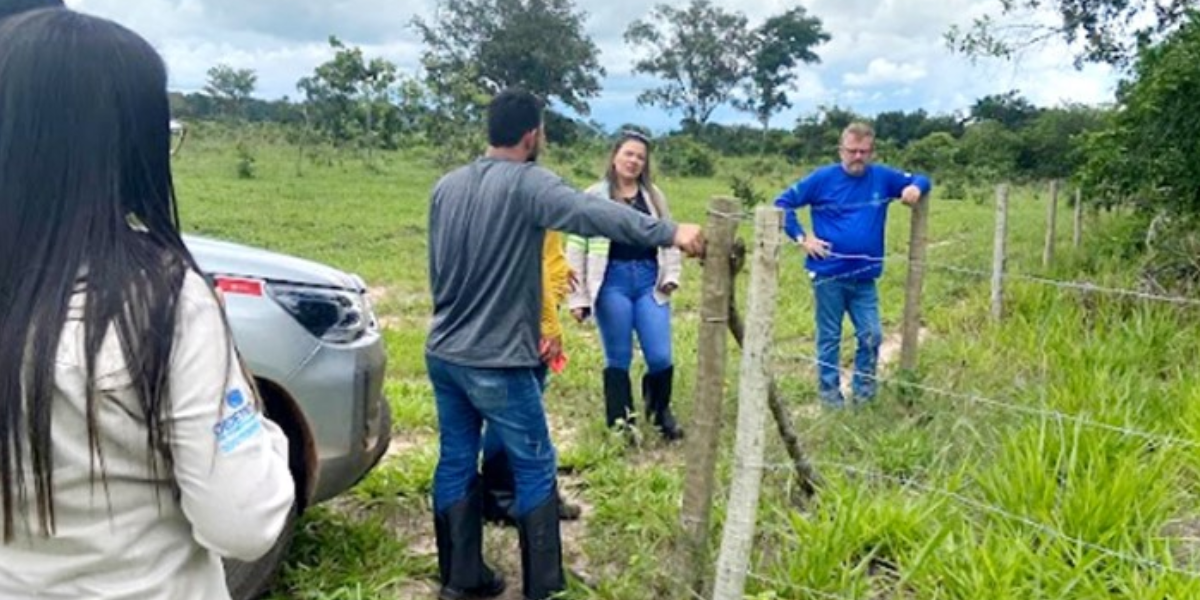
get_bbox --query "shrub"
[658,136,716,178]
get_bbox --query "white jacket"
[566,181,683,310]
[0,271,294,600]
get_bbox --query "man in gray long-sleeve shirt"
[426,89,704,600]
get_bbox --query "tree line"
[179,0,1200,232]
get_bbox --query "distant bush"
[939,178,967,201]
[658,136,716,178]
[235,142,256,179]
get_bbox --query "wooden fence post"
[992,184,1009,322]
[727,305,820,501]
[1044,179,1059,267]
[712,206,782,600]
[899,192,930,372]
[726,241,819,501]
[678,196,739,596]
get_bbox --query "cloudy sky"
[67,0,1119,132]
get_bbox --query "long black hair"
[0,9,200,539]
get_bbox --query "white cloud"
[842,58,928,88]
[62,0,1121,129]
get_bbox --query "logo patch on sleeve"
[226,389,247,410]
[214,389,261,454]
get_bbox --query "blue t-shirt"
[773,163,932,280]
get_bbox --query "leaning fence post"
[1044,179,1059,268]
[678,196,739,597]
[992,184,1009,321]
[712,206,782,600]
[899,191,930,372]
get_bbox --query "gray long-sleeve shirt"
[426,158,677,368]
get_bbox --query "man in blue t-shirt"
[774,122,932,406]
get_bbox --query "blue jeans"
[427,354,556,517]
[480,367,547,468]
[595,259,673,373]
[813,277,882,405]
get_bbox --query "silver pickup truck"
[184,235,392,599]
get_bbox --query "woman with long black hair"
[0,8,294,598]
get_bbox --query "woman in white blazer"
[566,130,684,441]
[0,10,294,599]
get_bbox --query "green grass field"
[174,130,1200,600]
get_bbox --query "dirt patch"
[394,580,439,600]
[1163,517,1200,569]
[367,285,391,307]
[386,430,435,460]
[546,410,583,455]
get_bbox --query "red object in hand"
[548,351,568,374]
[539,338,568,374]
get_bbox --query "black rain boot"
[482,450,581,525]
[643,366,684,441]
[517,492,567,600]
[434,483,507,600]
[480,452,517,527]
[603,367,635,429]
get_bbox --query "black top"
[608,190,659,262]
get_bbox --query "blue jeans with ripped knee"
[813,277,882,406]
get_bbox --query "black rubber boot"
[643,366,684,441]
[603,367,634,429]
[517,492,567,600]
[434,483,506,600]
[480,452,517,527]
[481,451,581,526]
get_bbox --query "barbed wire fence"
[675,183,1200,600]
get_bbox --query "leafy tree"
[785,105,865,164]
[170,92,300,124]
[874,109,931,149]
[1018,104,1106,179]
[904,131,960,175]
[625,0,752,129]
[543,110,601,146]
[1079,11,1200,216]
[919,113,969,139]
[412,0,603,114]
[418,62,490,168]
[958,120,1022,179]
[946,0,1196,67]
[203,64,257,120]
[734,7,829,145]
[874,109,965,148]
[296,37,402,156]
[295,36,408,170]
[970,90,1040,130]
